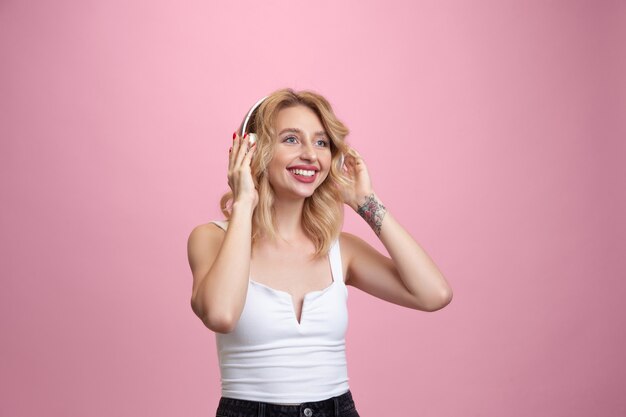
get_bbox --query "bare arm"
[341,149,452,312]
[188,202,254,333]
[347,194,452,311]
[187,132,257,333]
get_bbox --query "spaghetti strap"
[209,220,228,231]
[328,238,345,284]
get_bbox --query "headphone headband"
[239,95,268,136]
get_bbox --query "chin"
[294,187,318,199]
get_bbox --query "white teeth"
[289,169,315,177]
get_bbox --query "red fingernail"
[233,132,236,140]
[243,133,248,139]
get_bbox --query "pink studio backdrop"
[1,1,624,416]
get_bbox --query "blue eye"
[284,136,297,143]
[316,139,329,147]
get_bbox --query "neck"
[272,195,307,242]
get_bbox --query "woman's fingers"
[228,132,250,173]
[242,142,256,167]
[227,130,256,198]
[344,153,357,171]
[233,134,251,168]
[229,131,241,172]
[347,149,365,168]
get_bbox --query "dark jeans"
[215,389,360,417]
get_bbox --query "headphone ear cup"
[336,153,345,171]
[247,133,258,146]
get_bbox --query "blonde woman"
[187,88,452,417]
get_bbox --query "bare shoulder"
[189,222,225,236]
[187,222,226,281]
[187,222,225,249]
[338,231,368,254]
[338,231,364,286]
[339,231,358,252]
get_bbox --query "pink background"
[1,1,624,416]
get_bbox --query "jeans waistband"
[216,389,356,417]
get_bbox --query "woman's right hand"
[228,131,258,209]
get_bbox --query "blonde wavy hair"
[220,88,354,258]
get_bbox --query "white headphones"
[238,95,268,147]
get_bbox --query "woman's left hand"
[341,148,375,211]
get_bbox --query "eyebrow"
[278,128,327,137]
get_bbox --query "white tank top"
[209,220,350,403]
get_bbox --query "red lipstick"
[286,166,319,183]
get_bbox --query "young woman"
[187,88,452,417]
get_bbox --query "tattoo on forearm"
[356,194,386,236]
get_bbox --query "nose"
[300,141,318,162]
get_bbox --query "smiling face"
[267,105,332,200]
